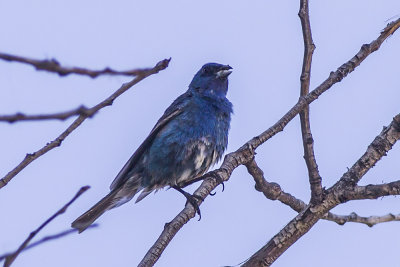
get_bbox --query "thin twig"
[0,58,170,189]
[298,0,323,203]
[0,52,158,78]
[140,18,400,267]
[0,225,98,262]
[0,105,92,123]
[3,186,90,267]
[325,212,400,227]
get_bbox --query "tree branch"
[298,0,323,203]
[140,18,400,267]
[341,180,400,201]
[240,18,400,154]
[0,52,161,78]
[178,18,400,191]
[244,157,399,228]
[0,105,93,123]
[245,158,306,212]
[325,212,400,227]
[242,113,400,266]
[0,225,97,263]
[332,114,400,191]
[3,186,90,267]
[0,58,170,189]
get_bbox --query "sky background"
[1,1,400,266]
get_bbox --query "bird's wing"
[109,91,192,190]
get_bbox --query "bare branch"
[3,186,90,267]
[243,113,400,266]
[341,180,400,201]
[245,18,400,151]
[244,158,398,227]
[242,207,400,266]
[178,18,400,191]
[298,0,322,203]
[0,225,97,262]
[0,105,92,123]
[0,58,170,189]
[325,212,400,227]
[141,19,400,267]
[0,52,161,78]
[333,114,400,190]
[245,158,306,212]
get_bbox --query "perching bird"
[72,63,233,233]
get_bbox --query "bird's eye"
[202,67,210,74]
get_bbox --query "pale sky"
[1,1,400,266]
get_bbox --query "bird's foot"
[207,170,225,196]
[173,186,202,220]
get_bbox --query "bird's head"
[189,63,232,98]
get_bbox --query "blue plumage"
[72,63,233,232]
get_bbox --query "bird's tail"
[72,175,149,233]
[71,189,120,233]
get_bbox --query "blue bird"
[72,63,233,233]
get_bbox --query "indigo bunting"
[72,63,233,232]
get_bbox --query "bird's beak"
[216,65,233,78]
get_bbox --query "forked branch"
[243,113,400,266]
[3,186,90,267]
[139,18,400,267]
[0,58,170,189]
[246,158,400,227]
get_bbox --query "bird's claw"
[173,186,202,220]
[208,170,225,194]
[185,193,202,220]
